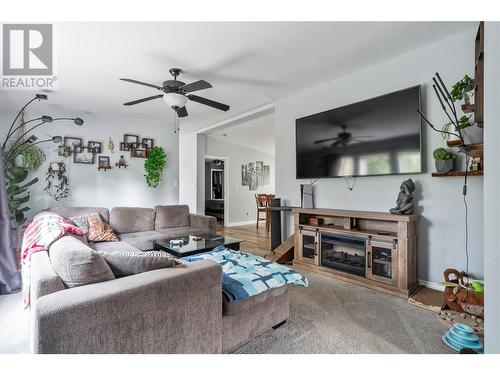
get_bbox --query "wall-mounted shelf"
[474,21,484,127]
[461,104,475,114]
[432,170,483,177]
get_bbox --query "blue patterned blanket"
[183,246,308,302]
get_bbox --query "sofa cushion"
[110,207,156,234]
[119,230,159,240]
[155,205,190,229]
[45,207,110,223]
[89,241,140,253]
[98,251,180,276]
[222,285,288,316]
[156,227,207,238]
[69,212,102,235]
[88,218,119,242]
[49,235,115,288]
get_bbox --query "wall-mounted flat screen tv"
[295,85,422,179]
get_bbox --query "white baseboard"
[418,279,445,291]
[226,220,256,227]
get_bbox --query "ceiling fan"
[120,68,230,118]
[313,125,374,147]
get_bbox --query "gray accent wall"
[274,27,484,284]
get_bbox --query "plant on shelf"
[441,115,473,140]
[433,147,458,173]
[450,74,475,103]
[144,146,167,188]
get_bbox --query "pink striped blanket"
[21,212,84,308]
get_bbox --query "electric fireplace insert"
[320,233,366,277]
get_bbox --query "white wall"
[484,22,500,354]
[275,28,483,284]
[179,132,198,212]
[203,135,275,226]
[1,111,179,216]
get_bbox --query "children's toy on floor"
[442,323,483,353]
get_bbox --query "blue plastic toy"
[442,322,483,353]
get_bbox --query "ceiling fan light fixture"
[163,93,187,108]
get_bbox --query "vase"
[435,159,454,173]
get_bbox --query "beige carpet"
[232,268,452,354]
[0,267,452,354]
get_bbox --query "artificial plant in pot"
[441,115,472,141]
[433,148,458,173]
[144,146,167,188]
[450,74,475,104]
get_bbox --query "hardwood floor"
[216,224,271,256]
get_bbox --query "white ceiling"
[0,22,475,133]
[207,111,275,155]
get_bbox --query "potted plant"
[450,74,475,104]
[144,146,167,188]
[441,115,473,140]
[433,148,458,173]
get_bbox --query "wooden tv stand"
[292,208,418,298]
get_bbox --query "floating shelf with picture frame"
[73,146,95,164]
[97,155,112,171]
[87,141,102,154]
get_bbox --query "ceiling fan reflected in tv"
[295,85,422,179]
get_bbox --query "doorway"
[204,156,226,226]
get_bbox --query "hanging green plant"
[144,146,167,188]
[19,145,46,170]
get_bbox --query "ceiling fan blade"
[176,106,188,117]
[180,80,212,93]
[188,94,229,111]
[352,135,375,139]
[120,78,163,90]
[123,94,163,106]
[314,137,339,144]
[331,140,341,147]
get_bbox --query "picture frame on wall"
[142,138,154,150]
[87,141,102,154]
[128,142,141,150]
[123,134,139,145]
[98,155,111,170]
[63,137,82,152]
[131,146,147,158]
[119,142,130,151]
[73,147,95,164]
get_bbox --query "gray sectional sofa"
[29,205,289,354]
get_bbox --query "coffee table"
[151,234,243,258]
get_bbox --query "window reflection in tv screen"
[295,86,422,178]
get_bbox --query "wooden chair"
[255,194,275,232]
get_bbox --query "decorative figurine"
[115,155,128,169]
[389,178,416,215]
[470,157,482,171]
[107,137,115,153]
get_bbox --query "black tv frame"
[295,85,423,179]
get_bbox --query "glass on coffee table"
[151,234,242,258]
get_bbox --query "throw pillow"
[69,212,102,235]
[49,235,115,288]
[87,218,119,242]
[98,251,180,276]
